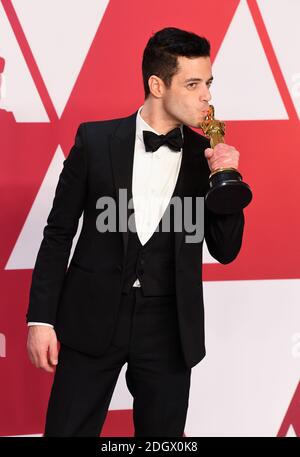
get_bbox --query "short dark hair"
[142,27,210,99]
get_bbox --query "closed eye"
[187,83,198,89]
[187,81,213,90]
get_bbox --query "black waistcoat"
[121,204,176,296]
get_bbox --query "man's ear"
[147,75,165,98]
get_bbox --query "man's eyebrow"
[184,76,214,83]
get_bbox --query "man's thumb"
[204,148,213,158]
[49,341,58,365]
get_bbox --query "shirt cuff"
[27,322,54,328]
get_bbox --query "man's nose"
[201,85,212,103]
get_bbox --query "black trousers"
[44,287,191,437]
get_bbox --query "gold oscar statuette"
[200,105,252,214]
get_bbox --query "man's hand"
[204,143,239,173]
[27,325,58,373]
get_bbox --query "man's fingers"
[26,341,39,366]
[210,156,235,168]
[29,345,56,372]
[204,144,240,172]
[27,350,35,366]
[38,352,55,372]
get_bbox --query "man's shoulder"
[81,117,122,130]
[79,111,137,136]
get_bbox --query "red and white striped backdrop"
[0,0,299,437]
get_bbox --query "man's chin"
[184,119,204,129]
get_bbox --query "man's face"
[161,55,213,128]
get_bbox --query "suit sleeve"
[26,123,88,325]
[204,205,245,264]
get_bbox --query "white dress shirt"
[28,106,183,328]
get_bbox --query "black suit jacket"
[26,110,245,368]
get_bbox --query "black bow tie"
[143,127,183,152]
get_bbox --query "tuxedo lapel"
[109,111,137,258]
[173,124,203,262]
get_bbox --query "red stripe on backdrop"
[1,0,58,122]
[247,0,298,122]
[277,381,300,437]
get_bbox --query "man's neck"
[140,100,181,134]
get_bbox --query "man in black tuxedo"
[26,27,244,436]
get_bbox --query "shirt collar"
[136,105,184,145]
